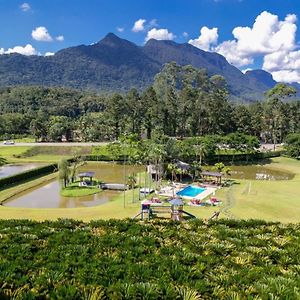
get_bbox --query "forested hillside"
[0,33,288,101]
[0,63,299,144]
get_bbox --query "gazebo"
[201,171,223,185]
[78,172,95,185]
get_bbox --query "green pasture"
[0,145,92,163]
[0,144,299,222]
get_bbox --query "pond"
[228,165,295,180]
[4,162,144,208]
[0,163,46,179]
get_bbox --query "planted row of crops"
[0,218,299,299]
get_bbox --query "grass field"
[0,145,92,162]
[0,148,299,222]
[61,181,101,197]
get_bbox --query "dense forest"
[0,63,299,147]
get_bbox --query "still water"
[228,165,294,180]
[4,162,144,208]
[0,163,46,179]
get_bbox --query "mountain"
[244,69,277,88]
[0,32,284,101]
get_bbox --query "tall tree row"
[0,63,299,142]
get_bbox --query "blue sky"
[0,0,300,82]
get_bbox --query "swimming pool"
[177,185,206,198]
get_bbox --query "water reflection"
[4,162,144,208]
[0,163,45,179]
[229,165,294,180]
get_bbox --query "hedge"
[0,164,57,190]
[83,151,282,164]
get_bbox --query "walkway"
[220,185,239,219]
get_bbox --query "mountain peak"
[245,69,276,88]
[96,32,136,49]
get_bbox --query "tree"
[264,84,297,150]
[59,159,70,188]
[193,143,207,165]
[284,133,300,158]
[125,89,145,137]
[127,173,137,203]
[30,118,47,142]
[106,93,125,140]
[167,163,177,182]
[48,116,71,142]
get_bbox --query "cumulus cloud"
[132,19,146,32]
[145,28,175,42]
[20,2,31,12]
[32,26,53,42]
[216,40,254,66]
[0,44,37,56]
[116,27,124,32]
[183,32,189,38]
[214,11,297,67]
[56,35,64,42]
[263,50,300,83]
[45,52,55,56]
[189,26,218,51]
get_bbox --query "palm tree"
[194,143,207,165]
[167,163,177,182]
[189,161,202,181]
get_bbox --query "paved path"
[220,185,239,219]
[1,142,108,147]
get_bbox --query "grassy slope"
[228,157,300,222]
[0,145,91,163]
[0,148,299,222]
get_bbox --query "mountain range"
[0,33,296,101]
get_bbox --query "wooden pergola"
[201,171,223,185]
[78,171,95,184]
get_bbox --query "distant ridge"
[0,32,296,101]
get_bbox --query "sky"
[0,0,300,83]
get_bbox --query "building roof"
[176,160,190,170]
[78,172,95,177]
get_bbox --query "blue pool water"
[177,186,206,198]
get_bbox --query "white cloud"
[20,2,31,12]
[149,19,158,28]
[56,35,64,42]
[242,68,252,74]
[263,50,300,83]
[188,26,218,51]
[132,19,146,32]
[116,27,124,33]
[270,70,300,83]
[183,32,189,38]
[215,40,254,67]
[145,28,175,42]
[45,52,55,56]
[213,11,298,69]
[32,26,53,42]
[0,44,37,56]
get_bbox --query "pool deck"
[158,184,217,200]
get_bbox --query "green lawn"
[61,181,101,197]
[0,156,299,222]
[0,145,91,163]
